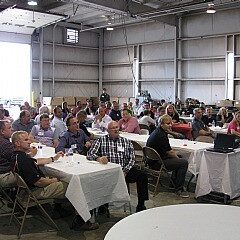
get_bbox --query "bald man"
[87,121,149,212]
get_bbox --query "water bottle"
[68,148,74,164]
[212,120,215,127]
[38,145,43,157]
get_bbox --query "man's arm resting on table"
[34,177,59,187]
[36,151,64,165]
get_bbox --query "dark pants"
[125,166,149,203]
[147,157,188,191]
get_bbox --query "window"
[66,28,79,44]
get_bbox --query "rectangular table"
[195,149,240,199]
[88,129,213,175]
[37,146,130,221]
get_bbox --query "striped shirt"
[87,135,135,172]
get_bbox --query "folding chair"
[131,140,144,169]
[0,185,15,217]
[9,173,59,238]
[142,147,175,196]
[139,124,151,132]
[140,129,149,135]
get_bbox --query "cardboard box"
[234,101,240,108]
[216,100,233,107]
[110,97,119,103]
[118,97,129,105]
[51,97,63,106]
[76,97,87,105]
[64,97,75,106]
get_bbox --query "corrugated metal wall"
[28,8,240,104]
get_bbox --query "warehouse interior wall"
[2,7,240,105]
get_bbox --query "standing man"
[100,88,110,103]
[146,114,189,198]
[56,116,91,155]
[12,110,36,133]
[132,98,140,116]
[87,121,149,212]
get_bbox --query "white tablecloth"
[209,126,228,134]
[88,129,213,175]
[179,116,193,123]
[105,204,240,240]
[37,146,130,221]
[195,148,240,199]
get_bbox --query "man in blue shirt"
[56,116,91,155]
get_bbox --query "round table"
[104,204,240,240]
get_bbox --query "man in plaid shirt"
[87,121,149,212]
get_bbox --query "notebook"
[206,133,237,153]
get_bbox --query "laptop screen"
[214,133,236,149]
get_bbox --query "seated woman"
[227,111,240,138]
[166,104,180,123]
[216,107,232,127]
[62,101,70,121]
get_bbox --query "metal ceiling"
[1,0,240,32]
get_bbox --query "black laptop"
[206,133,237,153]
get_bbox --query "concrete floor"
[1,179,240,240]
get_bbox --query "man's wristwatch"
[51,157,54,162]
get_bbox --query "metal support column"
[178,17,182,100]
[98,29,103,97]
[133,45,139,97]
[39,27,44,103]
[52,23,58,97]
[173,25,179,103]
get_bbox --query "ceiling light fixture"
[106,27,114,31]
[206,3,216,14]
[28,0,38,6]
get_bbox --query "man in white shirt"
[139,110,156,127]
[51,106,67,137]
[92,107,112,130]
[132,98,140,116]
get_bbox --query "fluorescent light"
[106,27,114,31]
[206,3,216,14]
[28,0,37,6]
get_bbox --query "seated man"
[87,121,149,212]
[202,107,216,126]
[92,107,112,130]
[76,110,94,139]
[12,110,36,133]
[192,108,214,142]
[56,116,91,155]
[51,106,67,137]
[146,114,189,198]
[0,120,16,187]
[11,131,98,230]
[118,109,140,134]
[109,101,122,121]
[30,114,59,147]
[0,109,13,122]
[139,102,154,119]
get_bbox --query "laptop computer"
[206,133,237,153]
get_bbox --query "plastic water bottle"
[38,145,43,157]
[212,120,215,127]
[68,148,74,165]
